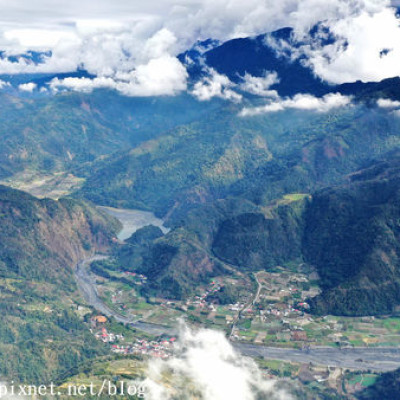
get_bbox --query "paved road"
[75,256,178,334]
[75,256,400,372]
[234,343,400,372]
[253,272,263,305]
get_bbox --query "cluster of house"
[123,271,148,285]
[258,287,301,303]
[90,316,124,343]
[185,279,223,309]
[262,304,305,319]
[90,314,177,359]
[111,290,124,304]
[229,303,244,312]
[111,337,176,359]
[226,288,318,343]
[94,327,125,343]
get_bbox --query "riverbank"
[98,206,169,241]
[75,254,400,372]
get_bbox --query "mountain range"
[3,25,400,391]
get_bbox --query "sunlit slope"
[0,185,119,382]
[76,106,400,217]
[0,90,220,179]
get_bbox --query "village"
[81,261,400,397]
[88,261,400,354]
[90,315,177,359]
[87,307,382,398]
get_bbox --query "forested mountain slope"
[0,185,119,382]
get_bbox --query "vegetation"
[74,102,400,309]
[212,199,306,270]
[305,154,400,315]
[0,90,219,181]
[0,185,119,382]
[356,368,400,400]
[4,36,400,385]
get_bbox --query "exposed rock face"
[0,185,120,383]
[0,185,119,283]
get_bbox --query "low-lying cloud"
[377,98,400,108]
[240,93,352,116]
[50,55,188,97]
[191,69,280,102]
[376,97,400,117]
[142,324,291,400]
[0,1,400,96]
[191,68,242,102]
[239,72,280,98]
[18,82,37,92]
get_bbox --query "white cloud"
[376,97,400,116]
[240,71,280,97]
[49,76,115,93]
[0,0,399,96]
[18,82,37,92]
[301,5,400,83]
[50,55,188,97]
[192,70,280,102]
[192,69,242,102]
[46,28,188,97]
[0,0,369,54]
[240,92,352,116]
[0,79,10,89]
[142,324,291,400]
[4,28,79,49]
[0,23,188,96]
[377,98,400,108]
[116,56,188,96]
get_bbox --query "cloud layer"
[142,324,291,400]
[240,93,352,116]
[302,5,400,83]
[192,68,243,101]
[0,0,400,96]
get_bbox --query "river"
[98,206,169,241]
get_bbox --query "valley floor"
[7,176,400,397]
[74,253,400,372]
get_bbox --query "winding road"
[75,255,400,372]
[75,256,178,335]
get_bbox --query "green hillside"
[356,367,400,399]
[304,154,400,316]
[75,105,400,218]
[110,153,400,316]
[0,90,219,180]
[3,88,400,321]
[0,185,120,382]
[77,104,400,311]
